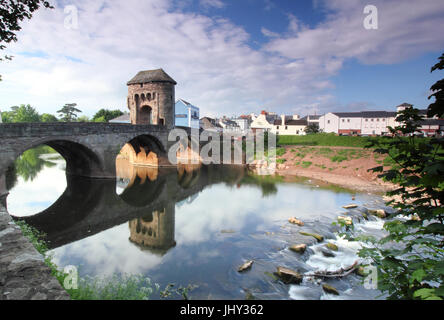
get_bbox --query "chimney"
[281,114,286,126]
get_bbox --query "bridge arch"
[15,138,105,178]
[116,133,170,168]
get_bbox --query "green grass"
[276,158,286,164]
[301,161,312,168]
[330,155,348,163]
[278,133,372,148]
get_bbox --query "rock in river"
[238,260,254,272]
[299,231,324,242]
[322,283,339,295]
[325,242,338,251]
[321,249,336,258]
[367,209,386,218]
[342,204,358,209]
[274,266,303,284]
[289,244,307,254]
[288,217,304,226]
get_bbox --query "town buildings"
[175,99,200,129]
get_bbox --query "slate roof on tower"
[127,69,177,85]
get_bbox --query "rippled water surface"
[6,150,389,300]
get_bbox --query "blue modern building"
[175,99,200,129]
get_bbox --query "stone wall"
[0,203,70,300]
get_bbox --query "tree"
[342,53,444,300]
[57,103,82,122]
[92,109,124,122]
[304,123,320,134]
[13,104,40,122]
[77,115,90,122]
[428,52,444,118]
[40,113,58,122]
[0,0,53,81]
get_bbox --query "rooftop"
[127,68,177,85]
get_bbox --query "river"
[5,147,390,300]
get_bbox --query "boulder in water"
[299,232,324,242]
[238,260,253,272]
[274,266,303,284]
[322,283,339,295]
[288,217,304,226]
[343,204,358,209]
[326,243,338,251]
[367,209,386,218]
[289,244,307,253]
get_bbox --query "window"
[371,119,374,122]
[327,120,330,124]
[342,119,345,122]
[277,126,280,129]
[365,119,368,122]
[377,118,379,122]
[285,126,288,130]
[347,119,350,123]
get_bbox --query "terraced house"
[318,103,438,136]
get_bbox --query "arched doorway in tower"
[139,105,152,124]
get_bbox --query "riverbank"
[0,201,69,300]
[258,145,395,194]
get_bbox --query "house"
[200,117,223,132]
[232,115,251,134]
[175,99,200,129]
[109,113,131,123]
[250,110,279,133]
[219,118,242,133]
[271,115,307,135]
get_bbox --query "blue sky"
[0,0,443,118]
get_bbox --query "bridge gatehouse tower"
[127,68,177,128]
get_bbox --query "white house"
[250,111,277,132]
[271,115,307,135]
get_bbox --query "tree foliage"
[11,104,40,122]
[92,109,124,122]
[57,103,82,122]
[350,53,444,300]
[0,0,53,80]
[304,122,320,134]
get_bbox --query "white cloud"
[199,0,225,9]
[0,0,443,118]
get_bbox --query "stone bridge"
[0,122,195,181]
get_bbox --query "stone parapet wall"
[0,204,70,300]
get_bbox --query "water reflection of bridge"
[12,164,245,254]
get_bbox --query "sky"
[0,0,443,118]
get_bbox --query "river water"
[5,148,390,300]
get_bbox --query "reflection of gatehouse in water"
[15,163,245,257]
[128,203,176,256]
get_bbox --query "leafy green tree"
[304,123,320,134]
[428,52,444,118]
[57,103,81,122]
[93,115,106,123]
[77,115,90,122]
[346,54,444,300]
[13,104,40,122]
[1,110,15,123]
[40,113,58,122]
[0,0,53,81]
[92,109,124,122]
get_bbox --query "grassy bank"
[277,133,372,147]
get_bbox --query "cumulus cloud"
[0,0,443,117]
[199,0,225,9]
